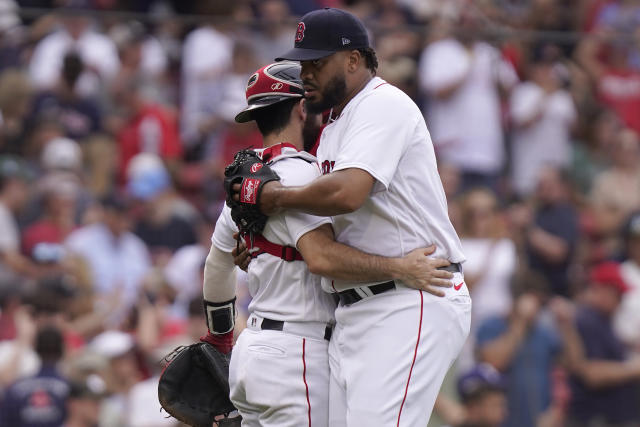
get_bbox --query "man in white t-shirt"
[510,58,576,197]
[229,8,471,426]
[28,10,119,96]
[206,61,451,426]
[418,29,517,192]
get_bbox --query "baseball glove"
[223,149,280,235]
[158,342,241,427]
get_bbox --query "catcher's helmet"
[234,62,304,123]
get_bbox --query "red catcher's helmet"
[234,61,304,123]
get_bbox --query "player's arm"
[239,92,413,216]
[200,244,238,354]
[297,224,453,296]
[253,168,374,216]
[201,207,241,355]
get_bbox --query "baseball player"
[230,8,473,426]
[204,62,454,427]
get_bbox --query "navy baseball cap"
[275,8,371,62]
[457,364,505,402]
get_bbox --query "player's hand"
[398,245,453,297]
[232,233,251,272]
[231,181,283,215]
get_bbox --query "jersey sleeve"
[275,158,332,247]
[332,89,417,189]
[211,205,239,253]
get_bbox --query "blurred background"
[0,0,639,426]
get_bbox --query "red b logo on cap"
[295,22,305,43]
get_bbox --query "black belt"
[337,263,462,306]
[439,262,462,273]
[260,318,332,341]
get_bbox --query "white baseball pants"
[328,273,471,427]
[229,314,330,427]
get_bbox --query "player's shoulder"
[271,155,321,187]
[356,79,420,118]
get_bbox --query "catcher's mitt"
[158,342,240,427]
[223,149,280,235]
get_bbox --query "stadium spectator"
[88,330,143,427]
[252,0,295,66]
[576,15,640,135]
[456,188,517,372]
[208,41,261,166]
[0,325,69,427]
[0,69,32,155]
[571,109,621,196]
[28,7,119,97]
[126,154,198,257]
[510,54,577,197]
[0,281,39,388]
[0,157,38,278]
[109,20,170,107]
[475,275,569,427]
[454,364,507,427]
[613,211,640,351]
[590,128,640,244]
[113,75,182,183]
[0,0,22,72]
[64,378,105,427]
[22,174,79,261]
[64,195,151,326]
[418,18,517,193]
[28,52,101,142]
[511,167,579,297]
[568,261,640,426]
[180,15,233,149]
[163,220,212,318]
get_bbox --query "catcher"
[197,62,454,427]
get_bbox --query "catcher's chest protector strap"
[258,142,318,165]
[243,233,304,262]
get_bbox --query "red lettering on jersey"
[30,389,51,407]
[321,160,335,175]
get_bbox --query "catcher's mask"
[234,62,304,123]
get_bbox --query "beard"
[302,112,323,152]
[305,73,347,114]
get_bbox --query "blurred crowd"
[0,0,639,426]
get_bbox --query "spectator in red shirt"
[113,76,182,183]
[576,23,640,135]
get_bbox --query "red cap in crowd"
[590,262,630,294]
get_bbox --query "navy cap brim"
[275,47,335,62]
[235,94,303,123]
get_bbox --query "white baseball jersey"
[211,145,336,324]
[315,77,471,427]
[213,144,335,426]
[317,76,465,292]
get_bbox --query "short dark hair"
[253,98,299,136]
[35,326,64,362]
[358,47,378,73]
